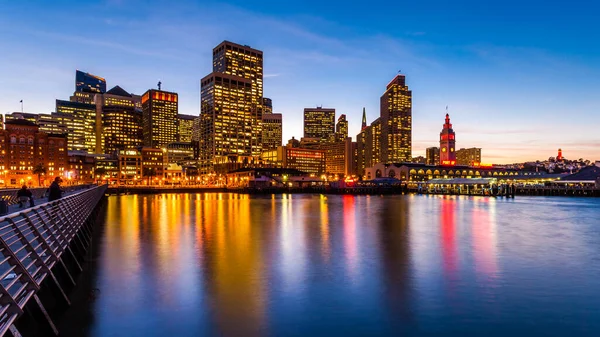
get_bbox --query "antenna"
[157,81,162,90]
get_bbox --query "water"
[70,193,600,336]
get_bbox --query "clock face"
[442,148,447,152]
[451,148,454,152]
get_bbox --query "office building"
[199,41,264,173]
[56,99,97,153]
[176,114,196,143]
[68,151,96,184]
[263,98,273,114]
[142,89,178,148]
[321,137,354,175]
[262,113,282,151]
[426,147,440,166]
[76,70,106,94]
[380,74,412,163]
[456,147,482,166]
[262,146,325,175]
[303,107,335,141]
[0,120,68,186]
[166,142,195,163]
[439,113,456,165]
[117,149,142,184]
[37,113,70,135]
[5,112,38,124]
[335,114,348,141]
[96,86,143,155]
[141,147,165,183]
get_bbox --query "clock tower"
[439,113,456,165]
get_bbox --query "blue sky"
[0,0,598,163]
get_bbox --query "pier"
[0,184,106,337]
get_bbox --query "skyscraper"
[199,41,264,173]
[176,114,196,143]
[380,74,412,163]
[76,70,106,94]
[262,113,282,151]
[439,113,456,164]
[335,114,348,141]
[141,89,178,148]
[263,98,273,114]
[97,86,143,155]
[56,99,97,153]
[303,107,335,141]
[426,147,440,166]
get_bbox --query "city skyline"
[1,1,599,163]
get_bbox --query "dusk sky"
[1,0,598,163]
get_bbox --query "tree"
[94,168,107,184]
[143,167,156,185]
[32,164,46,187]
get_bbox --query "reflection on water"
[86,194,600,337]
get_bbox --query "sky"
[0,0,599,163]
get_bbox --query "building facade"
[176,114,196,143]
[380,74,412,163]
[262,113,282,151]
[199,41,264,174]
[439,113,456,165]
[335,114,348,141]
[76,70,106,94]
[56,100,97,153]
[97,86,143,155]
[142,89,178,148]
[303,107,335,141]
[263,97,273,114]
[456,147,482,166]
[321,137,354,176]
[426,147,440,166]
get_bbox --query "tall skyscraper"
[335,114,348,141]
[141,89,178,148]
[76,70,106,94]
[176,114,196,143]
[56,99,97,153]
[97,86,142,155]
[439,113,456,164]
[199,41,264,173]
[426,147,440,166]
[303,107,335,141]
[262,113,282,151]
[380,74,412,163]
[361,107,367,130]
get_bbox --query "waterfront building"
[439,113,456,165]
[380,74,412,163]
[142,89,178,148]
[97,86,143,155]
[176,114,196,143]
[95,156,119,183]
[456,147,482,166]
[56,99,97,153]
[0,120,68,186]
[261,146,325,175]
[303,107,335,141]
[117,149,141,184]
[321,137,354,175]
[365,162,526,182]
[226,167,317,188]
[166,142,195,163]
[140,147,165,184]
[335,114,348,141]
[68,151,96,184]
[426,147,440,166]
[199,41,264,174]
[262,113,282,151]
[76,70,106,94]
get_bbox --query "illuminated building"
[439,113,456,165]
[5,112,38,124]
[456,148,482,166]
[412,156,426,164]
[166,142,195,163]
[299,137,322,150]
[335,114,348,141]
[0,120,67,186]
[176,114,196,143]
[117,149,141,184]
[140,147,164,183]
[357,118,382,176]
[68,151,96,183]
[76,70,106,94]
[95,156,118,182]
[37,113,70,135]
[97,86,143,155]
[286,137,300,148]
[303,107,335,141]
[263,98,273,114]
[321,137,354,175]
[142,89,178,148]
[199,41,264,174]
[557,148,563,161]
[426,147,440,166]
[261,146,325,175]
[262,113,282,151]
[361,107,367,130]
[380,74,412,163]
[56,100,97,153]
[365,162,525,182]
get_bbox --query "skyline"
[1,1,599,163]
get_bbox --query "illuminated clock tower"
[439,113,456,165]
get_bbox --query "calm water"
[76,193,600,336]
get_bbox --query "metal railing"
[0,184,106,336]
[0,184,97,207]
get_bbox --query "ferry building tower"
[439,113,456,164]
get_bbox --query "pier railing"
[0,184,97,207]
[0,184,107,336]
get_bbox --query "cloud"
[264,74,280,78]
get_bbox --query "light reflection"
[320,195,330,261]
[343,195,358,281]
